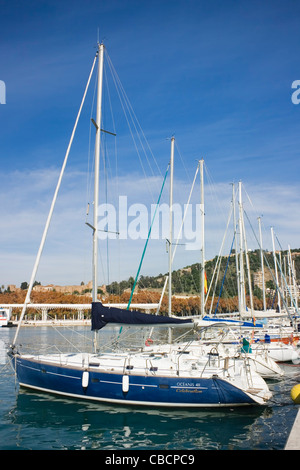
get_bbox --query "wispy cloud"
[1,165,299,287]
[1,0,300,288]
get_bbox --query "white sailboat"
[0,308,10,327]
[164,170,284,379]
[213,183,300,363]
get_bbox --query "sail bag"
[91,302,193,330]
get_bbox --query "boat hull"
[252,343,299,363]
[13,355,266,408]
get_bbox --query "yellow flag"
[204,271,207,294]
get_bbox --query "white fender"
[82,371,89,388]
[122,375,129,393]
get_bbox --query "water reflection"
[6,389,269,450]
[1,327,300,450]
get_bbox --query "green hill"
[106,248,300,301]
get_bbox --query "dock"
[285,408,300,450]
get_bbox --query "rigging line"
[105,53,161,202]
[206,202,234,307]
[106,62,156,199]
[203,163,228,226]
[106,58,154,199]
[243,210,299,319]
[105,51,162,177]
[97,146,113,287]
[243,183,256,210]
[97,55,121,289]
[168,162,201,298]
[11,51,98,349]
[84,69,100,287]
[174,140,193,183]
[100,101,114,285]
[208,253,222,316]
[85,68,98,217]
[102,68,121,287]
[127,163,170,310]
[213,234,235,316]
[47,324,90,353]
[274,252,299,315]
[99,89,124,290]
[101,135,110,285]
[103,58,119,202]
[274,230,284,252]
[208,251,232,315]
[171,163,200,263]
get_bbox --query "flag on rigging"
[204,271,207,295]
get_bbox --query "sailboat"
[161,161,284,379]
[8,43,272,407]
[211,183,300,363]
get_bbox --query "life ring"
[145,338,153,347]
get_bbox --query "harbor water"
[0,325,299,451]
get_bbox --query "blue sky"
[1,0,300,287]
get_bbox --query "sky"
[1,0,300,288]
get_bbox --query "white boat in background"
[251,341,299,363]
[145,324,284,379]
[0,308,10,327]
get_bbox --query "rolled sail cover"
[91,302,193,331]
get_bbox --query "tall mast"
[241,200,254,318]
[271,226,281,312]
[232,183,241,313]
[288,245,298,309]
[11,51,98,348]
[238,182,246,314]
[258,216,266,311]
[200,159,205,317]
[168,137,175,316]
[92,43,104,303]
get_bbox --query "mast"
[167,138,174,345]
[288,245,298,310]
[271,226,281,312]
[11,51,98,348]
[238,182,246,315]
[200,159,205,317]
[232,183,241,313]
[168,137,175,316]
[92,43,104,303]
[241,202,254,318]
[258,216,266,311]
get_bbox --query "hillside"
[1,248,299,317]
[106,248,300,298]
